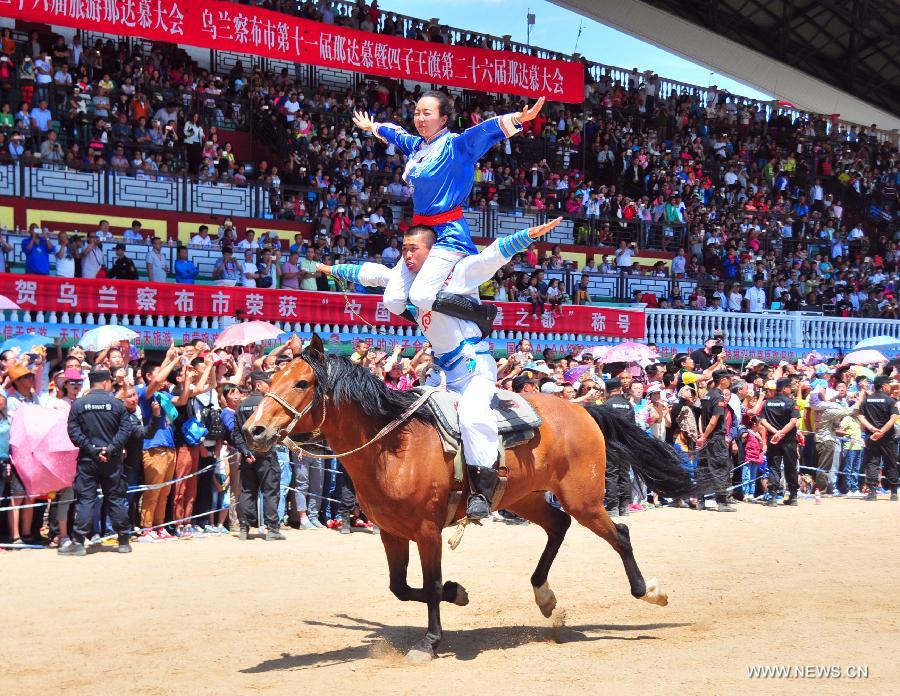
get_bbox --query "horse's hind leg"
[506,492,571,618]
[554,484,668,607]
[381,531,468,606]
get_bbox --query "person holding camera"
[62,368,132,556]
[690,334,725,371]
[21,223,53,275]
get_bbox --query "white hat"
[540,382,564,394]
[646,383,662,395]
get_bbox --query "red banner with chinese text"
[0,274,644,339]
[3,0,583,102]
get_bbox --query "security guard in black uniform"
[696,370,734,512]
[601,378,634,517]
[761,378,801,506]
[62,368,132,556]
[231,371,285,540]
[858,376,899,502]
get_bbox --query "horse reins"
[263,375,445,460]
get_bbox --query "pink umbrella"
[214,320,284,348]
[0,294,21,310]
[9,404,79,496]
[841,349,887,366]
[598,341,656,364]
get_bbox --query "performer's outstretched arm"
[322,260,398,289]
[453,97,545,161]
[444,217,563,295]
[352,110,421,157]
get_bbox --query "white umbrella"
[853,335,900,351]
[78,325,139,352]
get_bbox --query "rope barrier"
[0,462,217,512]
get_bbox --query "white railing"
[6,308,899,351]
[645,309,900,350]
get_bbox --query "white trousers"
[383,246,465,315]
[427,352,499,469]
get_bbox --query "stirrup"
[466,493,491,520]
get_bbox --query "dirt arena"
[4,498,898,695]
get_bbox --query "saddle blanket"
[423,388,542,452]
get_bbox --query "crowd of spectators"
[2,328,897,551]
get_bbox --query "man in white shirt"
[728,284,744,312]
[80,233,104,279]
[283,93,300,123]
[615,241,635,271]
[95,219,114,242]
[848,225,864,241]
[746,276,767,312]
[369,206,386,226]
[54,231,76,278]
[671,248,687,276]
[190,225,213,247]
[236,229,258,252]
[145,237,168,282]
[241,249,258,288]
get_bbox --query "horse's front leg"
[406,528,444,663]
[382,530,469,606]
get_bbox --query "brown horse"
[244,334,692,662]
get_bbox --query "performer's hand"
[316,263,333,276]
[528,216,563,239]
[352,110,375,132]
[517,97,546,123]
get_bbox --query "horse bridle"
[263,388,327,443]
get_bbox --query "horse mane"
[304,351,434,426]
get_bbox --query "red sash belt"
[412,206,463,227]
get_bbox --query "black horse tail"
[584,404,693,499]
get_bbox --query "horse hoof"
[640,577,668,607]
[405,646,435,665]
[533,582,557,618]
[448,582,469,606]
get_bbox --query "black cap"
[250,370,273,384]
[874,375,892,389]
[88,368,112,383]
[775,378,793,391]
[605,378,622,391]
[712,369,731,382]
[511,375,535,393]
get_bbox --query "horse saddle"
[422,389,542,526]
[423,388,543,454]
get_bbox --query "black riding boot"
[432,292,497,339]
[466,465,499,520]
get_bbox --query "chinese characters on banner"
[2,0,584,102]
[0,274,644,339]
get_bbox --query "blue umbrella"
[0,333,54,354]
[853,335,900,351]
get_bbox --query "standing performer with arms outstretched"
[320,217,563,520]
[352,93,545,337]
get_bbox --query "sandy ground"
[3,497,898,695]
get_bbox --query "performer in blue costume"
[352,92,545,337]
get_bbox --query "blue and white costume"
[372,115,523,316]
[331,228,533,471]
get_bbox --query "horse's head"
[243,334,327,452]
